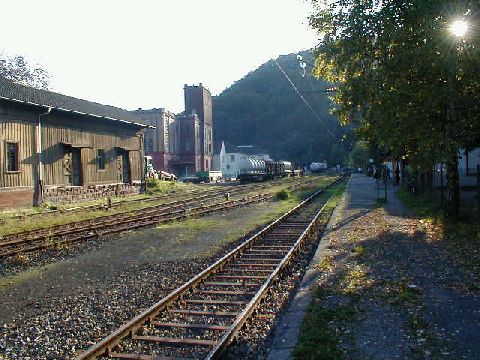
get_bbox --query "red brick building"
[169,112,202,176]
[184,84,213,172]
[136,84,213,177]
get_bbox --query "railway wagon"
[238,157,293,183]
[310,161,328,173]
[237,157,267,182]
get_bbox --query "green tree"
[0,51,50,90]
[327,143,347,166]
[310,0,480,215]
[348,141,369,169]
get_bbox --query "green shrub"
[276,189,290,200]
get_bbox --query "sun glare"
[449,19,468,37]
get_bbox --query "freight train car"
[238,158,294,183]
[310,161,328,173]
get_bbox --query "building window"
[226,165,230,170]
[6,142,19,172]
[231,155,235,161]
[97,149,106,170]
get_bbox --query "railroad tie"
[213,275,269,280]
[203,281,259,287]
[132,334,218,347]
[184,299,248,305]
[172,309,239,317]
[151,321,229,331]
[194,290,257,296]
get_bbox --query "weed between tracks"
[0,177,328,238]
[152,179,333,259]
[0,182,203,237]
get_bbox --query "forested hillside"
[213,52,352,166]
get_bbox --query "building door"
[122,152,131,183]
[117,150,131,183]
[71,148,82,186]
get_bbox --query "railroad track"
[77,176,342,360]
[9,176,304,220]
[0,177,321,258]
[9,187,221,219]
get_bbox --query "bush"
[146,177,181,195]
[276,189,291,200]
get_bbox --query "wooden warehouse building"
[0,76,151,209]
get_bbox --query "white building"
[213,142,271,180]
[433,148,480,187]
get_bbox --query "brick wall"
[0,188,34,210]
[42,183,144,204]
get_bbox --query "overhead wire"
[272,57,338,140]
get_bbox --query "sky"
[0,0,319,113]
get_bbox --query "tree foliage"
[213,52,351,166]
[0,51,50,90]
[348,140,370,169]
[310,0,480,214]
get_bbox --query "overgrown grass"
[0,175,338,238]
[0,181,198,236]
[396,188,442,220]
[145,178,193,195]
[276,189,291,200]
[292,179,348,359]
[293,288,355,360]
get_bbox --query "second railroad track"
[0,177,321,258]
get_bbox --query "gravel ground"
[0,200,295,359]
[222,202,335,359]
[313,175,480,359]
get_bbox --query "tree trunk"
[445,153,460,216]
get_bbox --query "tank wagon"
[238,157,294,183]
[310,161,328,173]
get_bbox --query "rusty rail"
[77,176,342,359]
[0,177,320,258]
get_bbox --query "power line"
[273,57,337,140]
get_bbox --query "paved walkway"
[268,174,480,359]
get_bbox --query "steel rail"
[9,176,306,220]
[2,177,315,242]
[0,177,321,258]
[0,192,272,258]
[205,181,337,359]
[1,188,243,242]
[77,176,342,359]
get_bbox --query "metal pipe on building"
[35,106,51,205]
